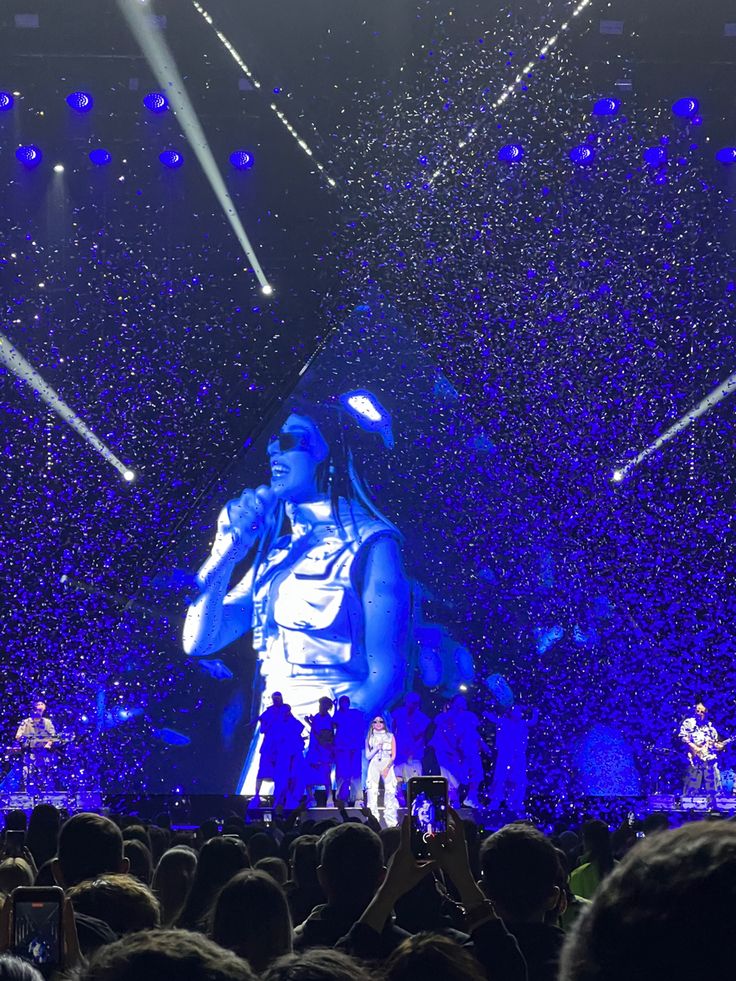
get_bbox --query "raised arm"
[182,486,273,658]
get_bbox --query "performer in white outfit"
[365,715,398,827]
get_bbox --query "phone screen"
[12,890,63,975]
[408,776,448,859]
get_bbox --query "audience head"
[151,845,197,926]
[580,820,613,876]
[175,835,250,930]
[384,933,486,981]
[480,823,560,922]
[74,928,255,981]
[262,949,373,981]
[123,839,153,885]
[318,823,384,907]
[289,836,320,888]
[560,822,736,980]
[0,859,34,893]
[247,832,279,864]
[556,830,580,866]
[199,819,220,842]
[54,813,128,889]
[146,825,169,866]
[121,825,152,851]
[212,869,292,973]
[255,857,289,886]
[0,955,44,981]
[26,805,60,868]
[4,812,27,833]
[67,874,161,935]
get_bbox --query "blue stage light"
[569,145,596,165]
[159,149,184,169]
[592,97,620,116]
[0,91,14,112]
[643,146,667,166]
[143,91,169,113]
[498,143,524,163]
[16,144,42,168]
[66,91,94,113]
[716,147,736,165]
[672,97,699,118]
[229,149,254,170]
[89,148,112,166]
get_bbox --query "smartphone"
[263,812,272,825]
[5,830,26,857]
[11,886,64,976]
[408,776,448,859]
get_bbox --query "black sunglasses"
[268,432,311,453]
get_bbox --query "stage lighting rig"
[89,148,112,166]
[159,149,184,169]
[716,148,736,165]
[66,91,94,113]
[671,97,699,119]
[16,145,42,168]
[592,97,620,116]
[498,144,524,163]
[143,91,169,113]
[569,145,596,165]
[120,0,272,293]
[643,147,667,166]
[229,150,254,170]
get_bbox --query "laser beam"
[613,369,736,482]
[118,0,273,294]
[0,332,134,480]
[431,0,596,183]
[191,0,337,189]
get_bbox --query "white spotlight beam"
[432,0,596,182]
[614,369,736,482]
[0,332,134,481]
[118,0,272,294]
[191,0,337,189]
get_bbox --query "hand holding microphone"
[212,485,276,564]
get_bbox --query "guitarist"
[679,697,728,800]
[15,699,57,792]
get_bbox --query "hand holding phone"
[408,776,448,859]
[10,886,64,976]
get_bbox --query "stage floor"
[3,791,736,826]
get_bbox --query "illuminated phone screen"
[409,777,448,859]
[12,900,62,972]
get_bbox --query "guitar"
[688,737,733,766]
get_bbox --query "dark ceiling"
[1,0,735,695]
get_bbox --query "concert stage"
[3,791,736,831]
